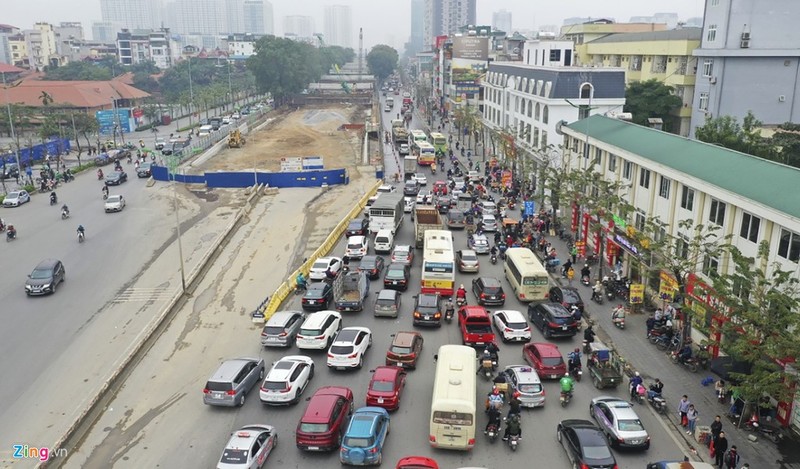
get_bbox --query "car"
[403,180,420,196]
[383,263,411,291]
[523,342,567,379]
[589,396,651,450]
[259,355,315,405]
[2,190,30,207]
[472,277,506,306]
[296,310,343,350]
[384,104,392,112]
[136,162,153,178]
[467,234,491,254]
[451,176,466,188]
[548,286,585,313]
[25,259,65,296]
[296,386,354,452]
[479,214,498,232]
[467,170,481,182]
[231,113,241,120]
[1,163,19,179]
[501,365,545,407]
[432,180,448,195]
[458,305,495,347]
[260,310,306,347]
[377,184,396,193]
[412,293,442,327]
[216,424,277,469]
[557,419,618,469]
[403,196,416,213]
[94,153,113,165]
[105,170,128,185]
[413,173,428,186]
[374,289,402,318]
[339,407,390,466]
[528,302,581,338]
[492,310,532,342]
[346,218,370,237]
[203,357,266,407]
[446,209,466,229]
[390,245,414,266]
[435,196,451,213]
[345,235,369,260]
[357,255,386,280]
[366,366,406,411]
[104,194,126,213]
[327,327,372,369]
[301,282,334,311]
[455,249,480,273]
[399,143,410,155]
[309,257,343,281]
[476,201,498,216]
[385,331,424,368]
[416,190,432,204]
[154,138,165,150]
[396,457,439,469]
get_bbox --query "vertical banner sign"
[575,240,586,258]
[606,238,617,266]
[571,204,579,232]
[658,271,678,302]
[581,213,590,245]
[593,229,602,255]
[629,284,645,304]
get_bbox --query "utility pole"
[1,72,22,175]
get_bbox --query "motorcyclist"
[102,185,109,197]
[570,305,582,323]
[561,259,573,277]
[592,280,604,301]
[295,272,307,291]
[97,168,103,179]
[490,245,498,257]
[568,348,582,374]
[560,375,575,402]
[486,386,503,411]
[50,191,57,204]
[76,224,85,239]
[61,204,69,216]
[0,217,4,231]
[629,371,644,400]
[580,264,591,281]
[647,378,664,400]
[678,344,693,364]
[483,341,500,363]
[507,391,522,419]
[456,284,467,302]
[583,325,596,344]
[485,405,502,435]
[7,224,16,239]
[444,297,455,318]
[503,413,522,441]
[612,305,626,323]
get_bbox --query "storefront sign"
[501,169,513,188]
[629,284,645,304]
[575,240,586,258]
[658,271,679,302]
[581,213,590,245]
[685,273,729,315]
[605,238,617,266]
[613,232,640,257]
[571,204,579,232]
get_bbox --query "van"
[198,124,213,136]
[446,210,466,229]
[374,230,394,254]
[202,357,265,407]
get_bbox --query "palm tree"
[39,91,54,107]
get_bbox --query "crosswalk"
[111,286,174,304]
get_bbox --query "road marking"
[111,287,173,303]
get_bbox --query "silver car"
[501,365,545,408]
[589,396,651,450]
[374,289,401,318]
[217,424,277,469]
[203,357,265,407]
[456,249,480,272]
[260,311,306,347]
[468,234,491,254]
[104,194,126,212]
[480,214,498,232]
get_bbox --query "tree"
[767,122,800,168]
[39,91,54,107]
[70,112,99,160]
[694,111,777,160]
[133,71,159,93]
[366,45,398,81]
[43,61,113,81]
[623,79,682,131]
[247,36,323,105]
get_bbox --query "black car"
[1,163,19,180]
[403,180,420,196]
[346,218,370,237]
[25,259,66,296]
[301,282,333,311]
[557,419,617,469]
[136,162,153,178]
[472,277,506,306]
[435,196,451,214]
[358,255,385,280]
[528,302,580,338]
[412,293,442,327]
[105,171,128,185]
[383,263,411,291]
[94,153,112,166]
[549,286,585,313]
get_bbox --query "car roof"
[35,258,61,269]
[348,235,366,242]
[531,342,562,357]
[478,277,502,287]
[393,245,411,252]
[347,407,388,437]
[267,310,302,325]
[372,366,402,381]
[472,234,488,241]
[593,396,638,417]
[461,305,489,317]
[537,302,572,317]
[377,289,399,300]
[308,282,329,291]
[210,358,260,381]
[335,327,370,343]
[417,293,439,305]
[561,419,605,442]
[393,331,420,346]
[496,310,525,321]
[315,256,339,263]
[505,365,541,382]
[226,425,273,449]
[460,249,477,257]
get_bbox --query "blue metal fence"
[151,166,348,188]
[0,138,72,166]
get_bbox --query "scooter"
[490,253,497,264]
[486,422,500,443]
[77,231,85,243]
[670,351,699,372]
[445,307,454,322]
[456,297,466,308]
[479,359,494,380]
[61,209,70,220]
[582,339,591,354]
[6,229,16,242]
[560,391,572,407]
[743,414,784,443]
[569,364,583,382]
[612,306,626,329]
[632,383,646,404]
[647,392,668,414]
[49,195,57,206]
[590,289,604,304]
[97,169,104,180]
[580,275,591,287]
[506,433,520,451]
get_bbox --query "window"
[542,105,549,124]
[739,213,760,243]
[703,255,719,277]
[549,49,561,62]
[711,0,719,5]
[680,186,694,211]
[702,59,714,78]
[709,199,726,226]
[634,209,646,231]
[527,99,532,117]
[534,103,540,120]
[532,128,539,147]
[623,161,633,180]
[675,235,689,259]
[778,229,800,262]
[659,176,671,199]
[608,154,617,172]
[580,83,593,99]
[707,24,717,42]
[699,92,709,111]
[639,168,651,189]
[541,130,548,149]
[578,106,590,120]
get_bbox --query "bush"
[72,162,97,173]
[23,184,35,193]
[0,195,4,204]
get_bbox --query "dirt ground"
[200,105,366,178]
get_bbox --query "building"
[224,33,265,58]
[117,29,172,69]
[283,15,315,40]
[15,23,63,71]
[54,22,85,59]
[423,0,476,49]
[690,0,800,137]
[323,5,353,49]
[92,21,121,43]
[559,19,668,65]
[406,0,425,55]
[0,76,149,112]
[242,0,274,35]
[225,0,245,34]
[583,28,702,136]
[173,0,226,36]
[100,0,161,30]
[492,10,512,34]
[0,24,20,65]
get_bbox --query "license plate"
[424,315,431,320]
[550,375,557,379]
[213,392,224,398]
[562,326,568,330]
[307,446,319,451]
[393,281,398,285]
[377,398,385,404]
[476,342,484,346]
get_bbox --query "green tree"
[366,45,398,81]
[43,61,113,81]
[247,36,322,105]
[133,71,159,93]
[767,122,800,168]
[623,79,682,131]
[695,111,777,160]
[39,91,54,107]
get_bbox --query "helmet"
[574,348,580,353]
[635,371,640,377]
[492,387,500,395]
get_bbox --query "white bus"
[408,129,428,146]
[422,230,455,296]
[429,345,477,451]
[416,141,436,166]
[503,247,550,302]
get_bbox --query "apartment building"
[117,29,172,69]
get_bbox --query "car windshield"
[262,326,284,335]
[482,285,501,294]
[582,444,612,459]
[507,321,528,329]
[386,268,405,278]
[548,313,572,324]
[330,345,354,355]
[390,345,412,354]
[461,253,477,261]
[8,192,20,198]
[518,383,542,394]
[541,357,563,367]
[465,324,491,333]
[220,448,248,464]
[299,328,321,336]
[107,196,121,203]
[347,242,363,250]
[618,419,645,432]
[262,380,288,391]
[361,259,377,268]
[30,269,52,280]
[299,423,329,433]
[312,261,330,270]
[371,380,395,392]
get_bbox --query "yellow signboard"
[629,283,645,304]
[658,271,678,302]
[423,280,454,290]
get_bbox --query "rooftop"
[566,115,800,220]
[0,76,149,108]
[589,27,702,44]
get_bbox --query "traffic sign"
[524,200,535,216]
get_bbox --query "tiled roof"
[0,78,149,108]
[0,63,25,73]
[566,115,800,220]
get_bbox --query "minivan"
[260,310,306,347]
[446,210,466,229]
[296,386,354,451]
[374,230,394,254]
[203,357,265,407]
[198,124,213,136]
[296,310,343,350]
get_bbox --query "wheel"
[688,363,698,373]
[51,282,56,294]
[607,433,617,449]
[656,340,669,351]
[357,357,363,369]
[593,376,601,389]
[238,392,246,407]
[259,368,265,380]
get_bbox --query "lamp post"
[187,58,194,128]
[227,60,234,110]
[1,72,22,177]
[166,154,187,292]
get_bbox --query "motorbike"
[612,306,626,329]
[490,253,498,264]
[78,231,85,243]
[569,364,583,382]
[632,383,646,404]
[506,433,520,451]
[560,391,572,408]
[61,209,69,220]
[590,289,604,304]
[456,297,466,308]
[445,307,454,322]
[479,359,494,380]
[742,413,784,443]
[486,422,500,443]
[582,339,591,354]
[49,195,57,206]
[6,230,16,242]
[580,275,591,287]
[102,192,108,201]
[97,170,104,180]
[647,392,668,414]
[670,351,699,372]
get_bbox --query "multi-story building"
[242,0,274,35]
[101,0,161,30]
[54,22,85,59]
[582,28,701,136]
[173,0,226,36]
[8,34,28,68]
[492,10,512,34]
[117,29,172,69]
[560,19,668,65]
[323,5,353,49]
[92,21,121,43]
[0,24,20,65]
[407,0,425,55]
[283,15,315,41]
[19,23,62,71]
[423,0,476,50]
[690,0,800,137]
[224,33,265,58]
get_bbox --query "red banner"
[571,204,579,232]
[593,228,601,255]
[581,213,590,245]
[606,238,617,266]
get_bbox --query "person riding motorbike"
[490,245,498,257]
[503,413,522,441]
[295,272,307,291]
[583,325,596,344]
[507,391,522,419]
[568,348,582,374]
[50,191,57,204]
[612,305,626,323]
[483,342,500,363]
[486,387,504,411]
[591,280,605,301]
[629,371,644,400]
[485,405,502,435]
[580,264,591,281]
[647,378,664,400]
[97,168,104,179]
[570,305,582,323]
[456,284,467,301]
[76,224,85,240]
[444,298,455,319]
[0,217,5,231]
[6,224,16,239]
[102,185,109,197]
[61,204,69,217]
[559,375,575,400]
[677,344,693,364]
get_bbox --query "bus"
[408,129,428,146]
[417,141,436,166]
[422,230,455,296]
[429,132,447,154]
[503,247,550,302]
[429,345,477,451]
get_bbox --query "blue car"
[339,406,389,466]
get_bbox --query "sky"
[4,0,706,50]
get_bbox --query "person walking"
[713,431,728,468]
[686,404,699,435]
[678,395,691,428]
[710,415,723,446]
[724,445,740,469]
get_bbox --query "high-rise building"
[323,5,353,49]
[492,9,512,34]
[242,0,274,35]
[117,28,172,69]
[225,0,244,34]
[100,0,162,30]
[283,15,314,39]
[173,0,226,35]
[423,0,476,48]
[408,0,424,54]
[92,21,121,43]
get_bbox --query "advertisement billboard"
[96,108,133,135]
[452,36,489,60]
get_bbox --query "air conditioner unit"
[741,32,751,40]
[740,39,750,48]
[709,77,717,84]
[779,95,786,102]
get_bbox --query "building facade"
[492,10,512,34]
[283,15,315,41]
[224,33,265,58]
[407,0,425,54]
[690,0,800,137]
[92,21,121,43]
[16,23,63,71]
[242,0,274,35]
[173,0,226,36]
[117,29,172,69]
[0,24,20,65]
[323,5,353,49]
[423,0,476,50]
[101,0,161,30]
[560,19,668,65]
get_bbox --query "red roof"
[0,63,25,73]
[0,78,150,108]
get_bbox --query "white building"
[323,5,353,49]
[492,9,512,34]
[117,28,173,69]
[100,0,161,30]
[224,33,265,58]
[23,23,62,71]
[173,0,226,36]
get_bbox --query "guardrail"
[258,179,382,322]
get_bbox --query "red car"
[295,386,354,451]
[523,342,567,380]
[458,305,495,348]
[396,456,439,469]
[432,181,448,196]
[366,366,406,411]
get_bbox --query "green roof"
[566,115,800,220]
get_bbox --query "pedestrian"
[570,245,578,264]
[710,415,723,446]
[713,431,728,468]
[566,267,575,286]
[724,445,740,469]
[678,395,691,427]
[687,404,699,435]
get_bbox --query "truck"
[334,271,370,312]
[209,117,222,130]
[369,192,404,235]
[414,206,444,249]
[392,119,408,143]
[403,155,417,180]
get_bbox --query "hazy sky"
[5,0,705,49]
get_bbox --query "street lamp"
[166,154,187,292]
[1,72,22,179]
[187,58,195,127]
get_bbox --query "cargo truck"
[333,271,370,312]
[414,206,444,249]
[403,155,417,181]
[392,119,408,144]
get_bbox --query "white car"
[231,113,241,120]
[104,194,126,213]
[413,173,428,186]
[399,143,410,155]
[2,190,30,207]
[309,257,342,281]
[296,310,342,350]
[259,356,315,405]
[476,201,498,216]
[416,190,432,204]
[468,170,481,182]
[480,214,498,232]
[327,326,372,369]
[377,184,396,193]
[216,424,277,469]
[492,310,532,342]
[345,235,369,260]
[403,197,416,213]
